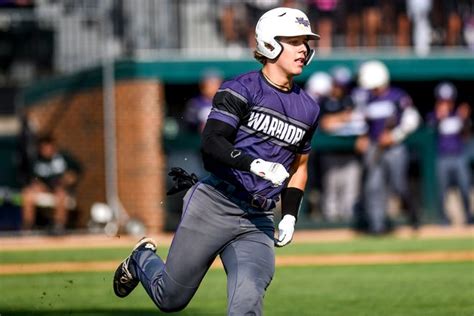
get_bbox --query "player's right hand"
[275,214,296,247]
[250,159,289,187]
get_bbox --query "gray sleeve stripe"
[217,88,248,104]
[211,108,240,121]
[253,106,310,129]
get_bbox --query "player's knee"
[229,289,264,315]
[235,277,269,302]
[157,294,191,313]
[158,300,189,313]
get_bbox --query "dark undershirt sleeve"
[212,89,251,120]
[201,119,256,171]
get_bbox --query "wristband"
[281,187,304,221]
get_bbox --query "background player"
[427,82,474,225]
[355,60,421,234]
[21,134,82,235]
[113,7,321,315]
[316,66,365,223]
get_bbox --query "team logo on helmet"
[295,17,310,27]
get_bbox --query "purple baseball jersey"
[364,87,413,141]
[427,111,466,155]
[204,71,320,199]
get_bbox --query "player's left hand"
[378,131,394,148]
[275,214,296,247]
[355,135,370,153]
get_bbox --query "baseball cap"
[434,82,457,101]
[201,68,223,81]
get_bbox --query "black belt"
[202,174,276,211]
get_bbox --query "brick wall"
[26,79,166,233]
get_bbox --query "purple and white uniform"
[129,70,320,315]
[205,70,320,201]
[362,86,420,233]
[427,111,466,156]
[426,110,473,223]
[183,95,212,132]
[364,87,414,142]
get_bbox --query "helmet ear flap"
[273,40,284,61]
[256,37,283,60]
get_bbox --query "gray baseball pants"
[363,144,411,233]
[130,182,276,315]
[436,154,472,223]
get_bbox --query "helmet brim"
[277,32,320,40]
[306,32,320,40]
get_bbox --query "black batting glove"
[166,167,198,195]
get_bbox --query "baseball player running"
[113,7,321,315]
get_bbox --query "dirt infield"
[0,250,473,275]
[0,225,472,275]
[0,225,472,251]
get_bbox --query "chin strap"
[304,43,315,65]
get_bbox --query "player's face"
[200,77,222,99]
[277,36,309,76]
[39,142,56,158]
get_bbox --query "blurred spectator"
[433,0,473,47]
[356,60,421,234]
[219,0,283,49]
[21,135,82,235]
[444,0,463,46]
[345,0,381,47]
[379,0,410,48]
[395,0,411,48]
[464,15,474,50]
[219,0,249,49]
[306,0,340,54]
[183,70,224,133]
[217,0,473,51]
[426,82,474,225]
[316,66,366,222]
[407,0,433,55]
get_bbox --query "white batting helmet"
[255,7,320,65]
[358,60,390,90]
[434,81,457,101]
[305,72,333,98]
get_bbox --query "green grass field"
[1,236,473,316]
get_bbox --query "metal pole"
[101,11,124,234]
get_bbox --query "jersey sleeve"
[342,94,355,110]
[398,90,414,109]
[207,81,251,128]
[298,123,318,154]
[296,95,321,154]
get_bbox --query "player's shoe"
[113,237,157,298]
